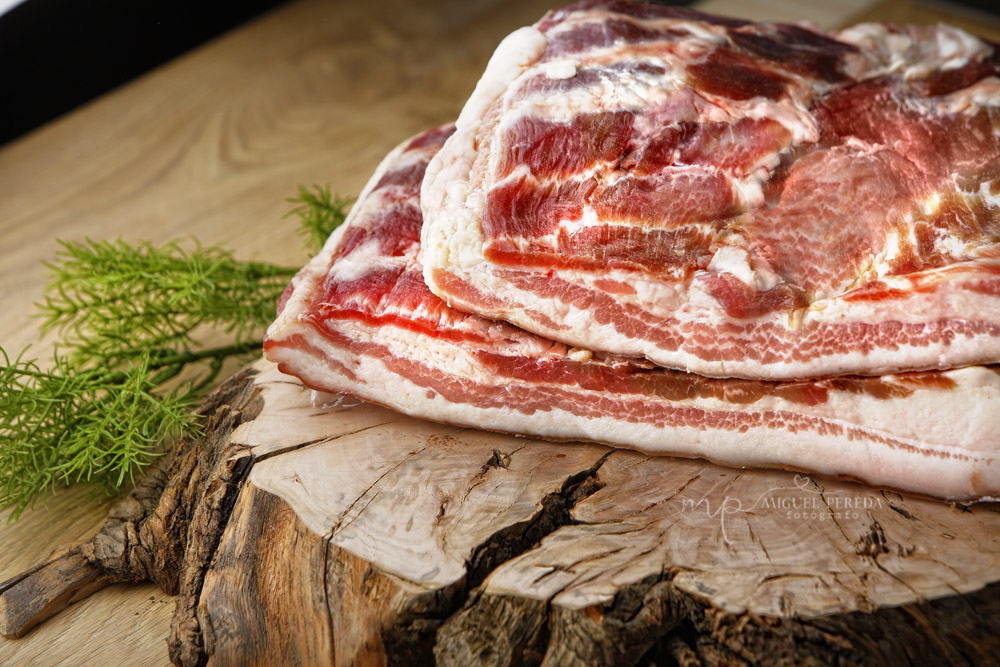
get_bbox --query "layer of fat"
[266,320,1000,502]
[943,77,1000,114]
[421,26,546,285]
[706,245,781,291]
[326,235,414,284]
[266,135,418,343]
[504,54,689,125]
[436,254,1000,378]
[345,319,1000,455]
[836,22,992,80]
[506,17,821,143]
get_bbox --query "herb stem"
[2,183,348,519]
[153,341,263,369]
[6,341,261,385]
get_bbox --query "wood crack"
[327,444,432,540]
[250,418,409,463]
[320,534,336,664]
[6,365,1000,665]
[432,450,614,666]
[465,449,613,590]
[461,444,528,504]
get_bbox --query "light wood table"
[2,0,998,663]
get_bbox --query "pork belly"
[421,0,1000,379]
[265,126,1000,502]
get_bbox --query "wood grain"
[696,0,878,28]
[233,368,999,664]
[2,0,999,663]
[227,368,1000,664]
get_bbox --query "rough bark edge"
[165,367,264,667]
[0,366,263,645]
[444,568,1000,667]
[189,486,335,666]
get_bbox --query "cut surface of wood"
[3,362,997,665]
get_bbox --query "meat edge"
[265,316,1000,504]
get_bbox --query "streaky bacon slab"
[420,0,1000,379]
[265,127,1000,502]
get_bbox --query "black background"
[0,0,288,146]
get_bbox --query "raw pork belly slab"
[264,126,1000,502]
[421,0,1000,379]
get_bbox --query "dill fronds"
[0,347,192,518]
[37,239,298,365]
[285,184,352,253]
[0,185,348,519]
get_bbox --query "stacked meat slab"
[265,0,1000,502]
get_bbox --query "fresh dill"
[285,184,352,253]
[39,239,297,366]
[0,185,349,520]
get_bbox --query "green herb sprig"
[39,239,297,367]
[0,185,349,520]
[285,185,353,253]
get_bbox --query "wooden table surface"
[2,0,999,664]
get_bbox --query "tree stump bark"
[2,360,999,665]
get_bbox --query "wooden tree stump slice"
[2,360,999,665]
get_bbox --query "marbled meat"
[421,0,1000,379]
[265,126,1000,501]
